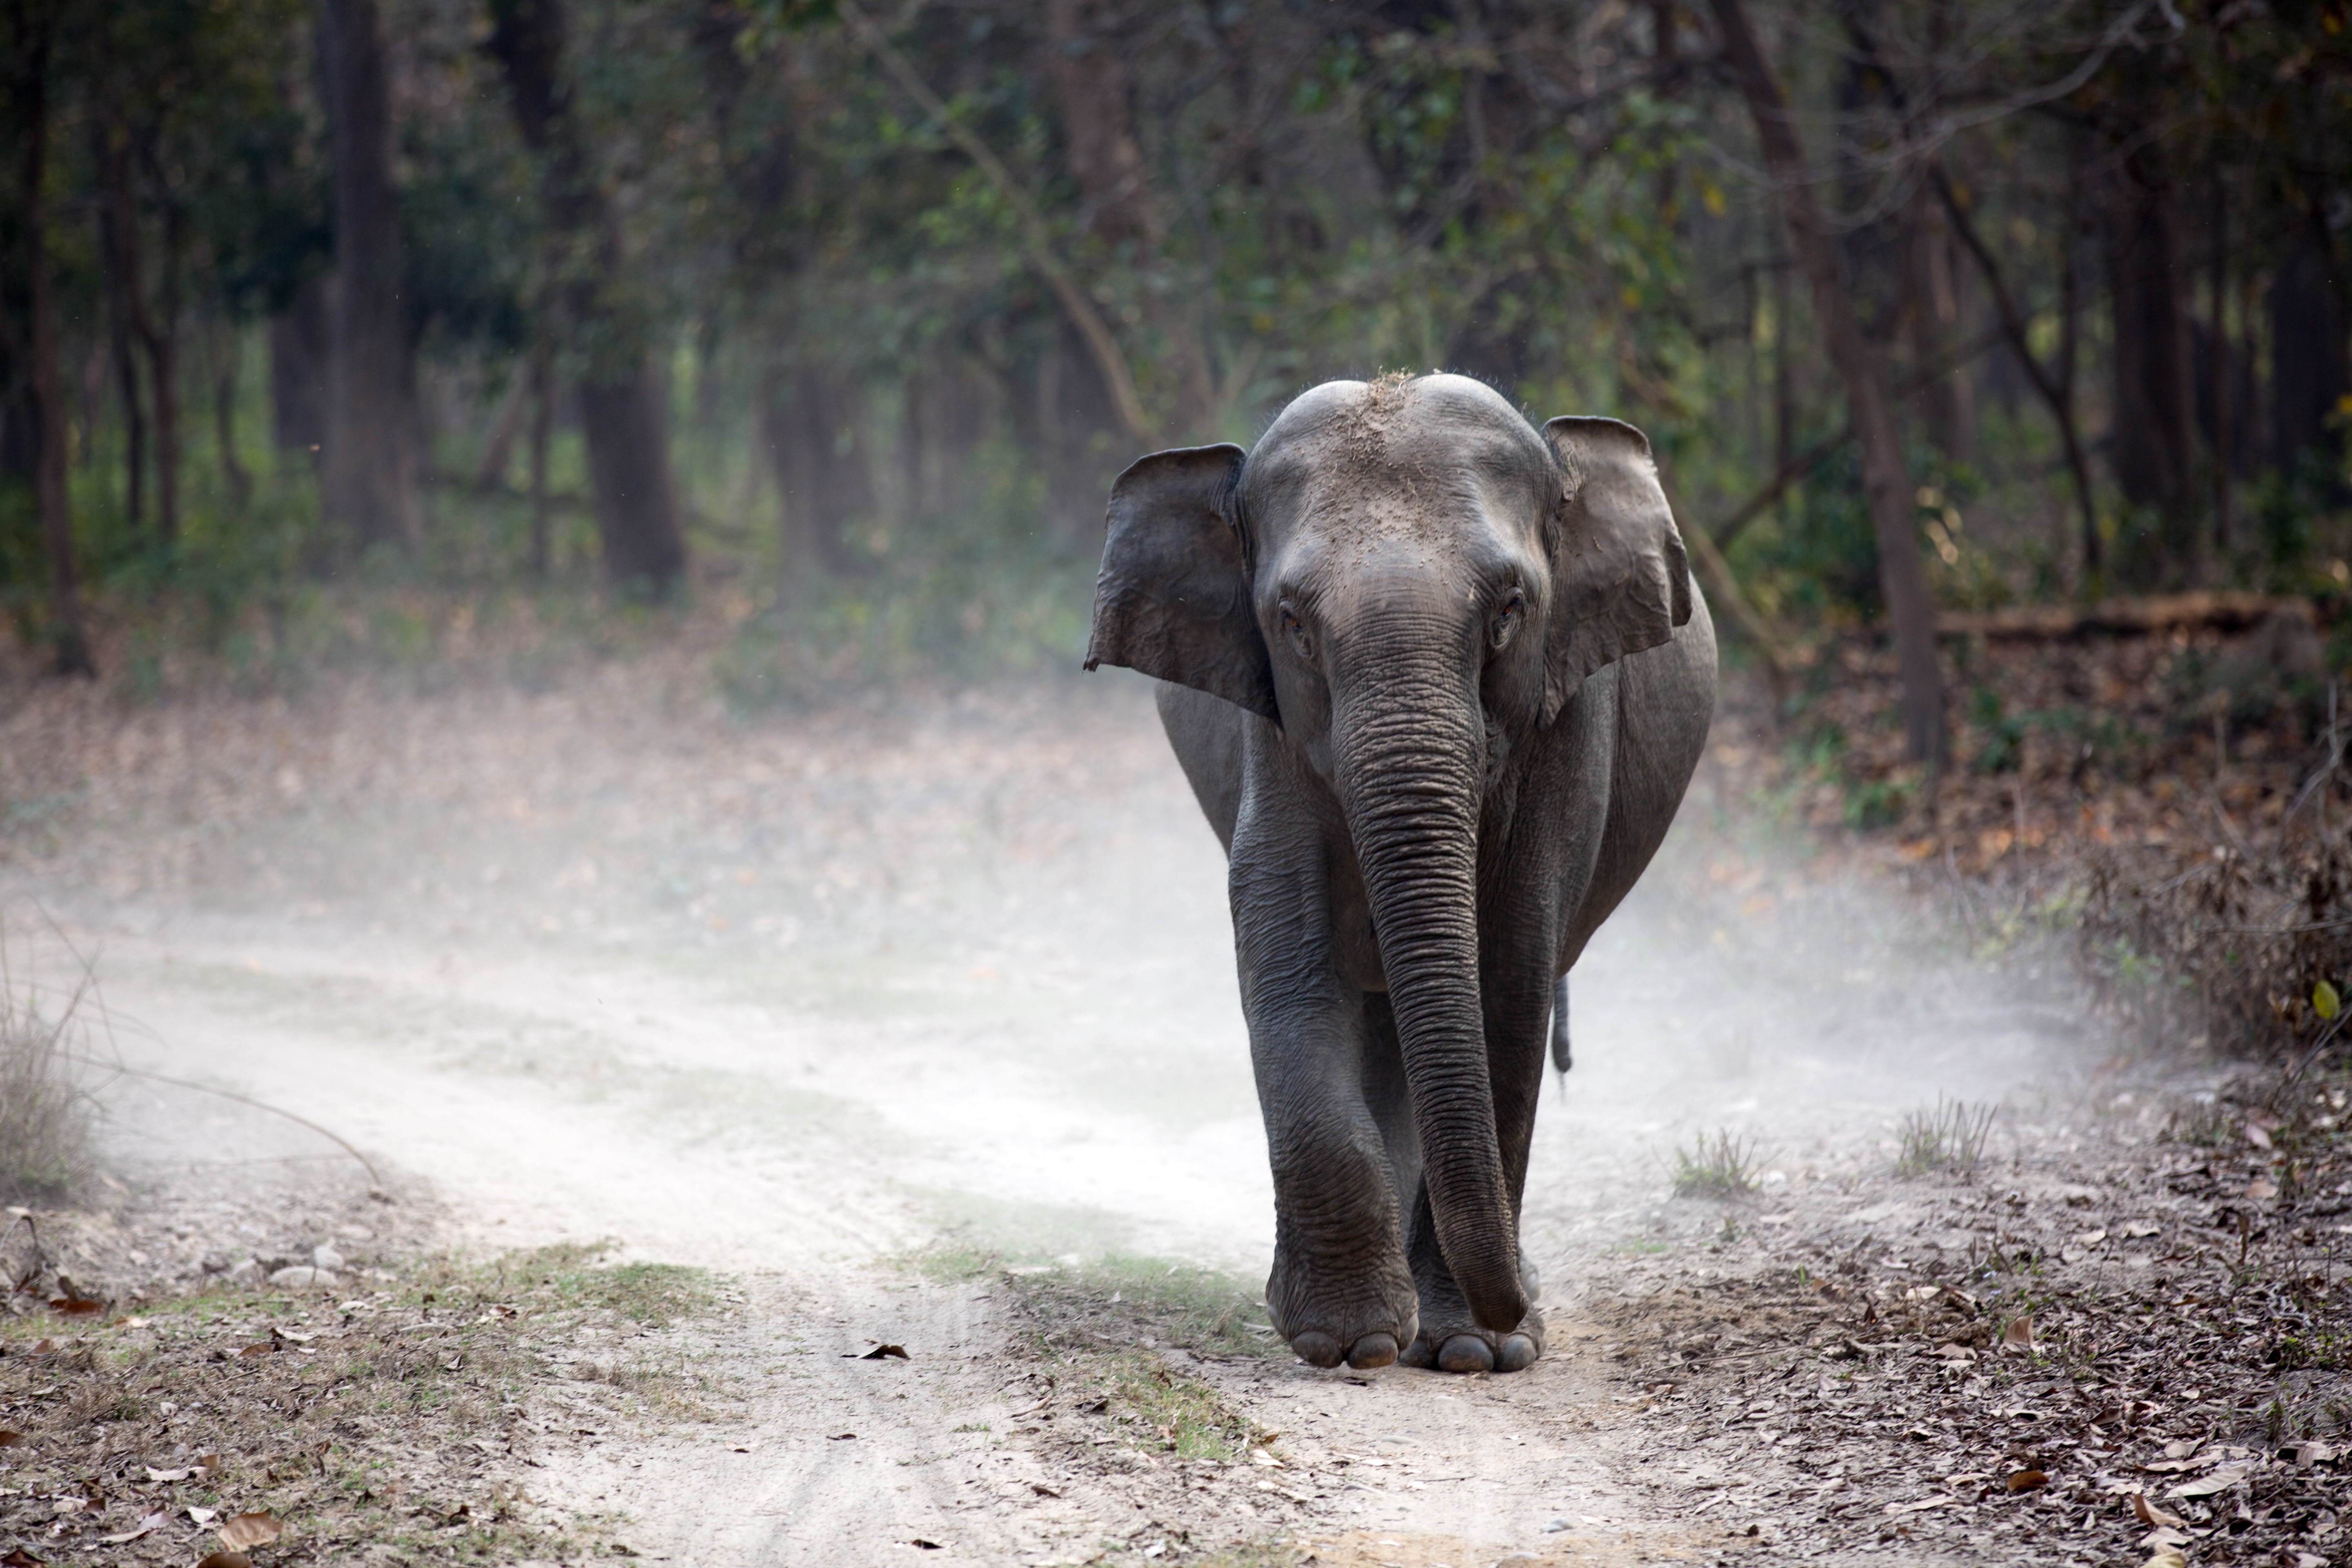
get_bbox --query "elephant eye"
[1490,588,1528,650]
[1278,600,1314,661]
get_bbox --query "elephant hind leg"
[1549,973,1572,1076]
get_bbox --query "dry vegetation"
[0,1240,733,1566]
[1580,1056,2351,1568]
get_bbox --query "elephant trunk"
[1332,661,1526,1335]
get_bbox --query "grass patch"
[1672,1129,1762,1198]
[0,1242,731,1562]
[1895,1096,1997,1176]
[447,1238,718,1327]
[904,1246,1281,1463]
[0,935,99,1204]
[1089,1349,1268,1461]
[1006,1255,1285,1361]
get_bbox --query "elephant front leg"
[1395,957,1556,1374]
[1254,1013,1421,1370]
[1232,840,1419,1371]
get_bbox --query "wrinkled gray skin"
[1084,374,1717,1374]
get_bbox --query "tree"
[1707,0,1946,771]
[320,0,421,554]
[487,0,686,596]
[7,0,94,675]
[2102,145,2198,584]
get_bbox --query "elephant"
[1083,372,1717,1374]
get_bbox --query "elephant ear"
[1083,443,1277,722]
[1537,416,1693,724]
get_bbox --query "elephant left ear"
[1538,416,1693,724]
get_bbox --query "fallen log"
[1937,591,2315,641]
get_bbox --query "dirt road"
[3,666,2216,1566]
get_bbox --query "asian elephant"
[1083,373,1717,1374]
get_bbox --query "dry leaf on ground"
[218,1512,282,1549]
[2132,1492,2187,1530]
[99,1510,167,1544]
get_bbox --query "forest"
[0,0,2347,749]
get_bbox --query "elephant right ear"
[1537,416,1693,724]
[1083,443,1277,722]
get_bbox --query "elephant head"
[1084,374,1692,1335]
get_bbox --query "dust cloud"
[3,665,2111,1561]
[9,668,2095,1285]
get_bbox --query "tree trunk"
[321,0,421,555]
[1707,0,1946,771]
[2207,182,2233,553]
[143,202,184,547]
[1044,0,1215,439]
[96,106,148,540]
[212,322,252,510]
[270,274,330,455]
[766,358,871,581]
[1932,167,2099,589]
[472,363,533,490]
[2060,141,2094,577]
[2103,153,2197,584]
[11,0,95,676]
[487,0,686,595]
[527,343,553,579]
[2271,212,2350,492]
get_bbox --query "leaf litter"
[0,1224,733,1565]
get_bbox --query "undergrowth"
[1896,1096,1997,1176]
[0,933,100,1205]
[1672,1129,1762,1198]
[0,1242,731,1564]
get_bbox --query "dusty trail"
[3,670,2102,1566]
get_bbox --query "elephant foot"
[1268,1251,1417,1372]
[1289,1328,1402,1370]
[1398,1305,1545,1374]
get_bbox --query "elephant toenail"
[1397,1334,1437,1369]
[1291,1330,1343,1368]
[1437,1334,1495,1374]
[1345,1332,1398,1370]
[1496,1333,1539,1372]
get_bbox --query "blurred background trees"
[0,0,2345,710]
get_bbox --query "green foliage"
[1672,1129,1762,1198]
[7,0,2351,686]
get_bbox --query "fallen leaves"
[853,1343,909,1360]
[98,1509,168,1544]
[195,1555,254,1568]
[2000,1314,2034,1352]
[2166,1463,2250,1498]
[2005,1470,2048,1493]
[218,1510,283,1549]
[2131,1492,2187,1530]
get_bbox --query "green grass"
[437,1239,720,1326]
[1091,1349,1269,1461]
[902,1245,1281,1463]
[1896,1097,1997,1177]
[1673,1129,1762,1198]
